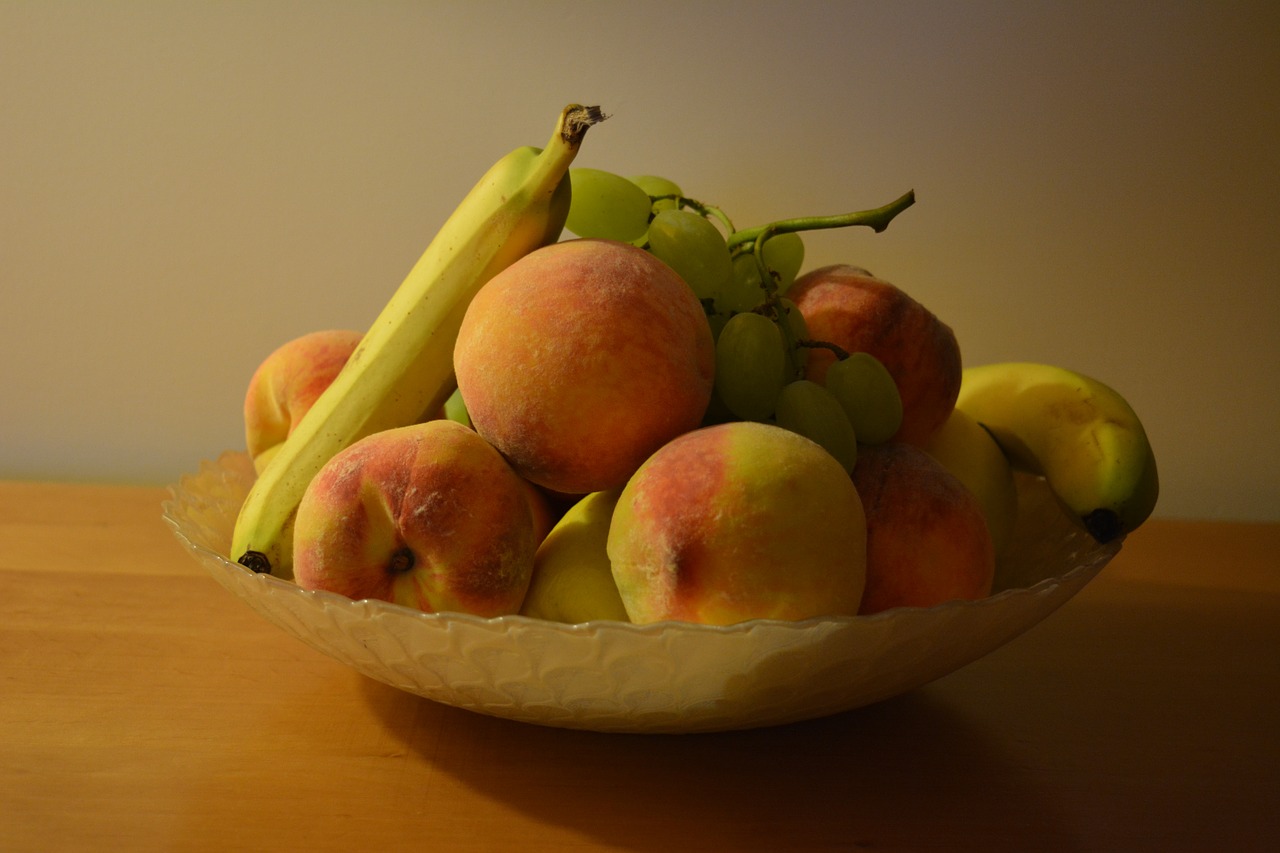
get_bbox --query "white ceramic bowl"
[163,451,1120,733]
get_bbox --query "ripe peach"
[292,419,536,616]
[789,265,961,446]
[607,421,867,625]
[520,489,630,623]
[429,399,557,545]
[243,329,363,473]
[454,238,715,495]
[851,442,995,614]
[919,407,1019,559]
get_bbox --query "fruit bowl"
[163,450,1121,734]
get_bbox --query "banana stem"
[725,189,916,250]
[535,105,607,184]
[561,105,608,145]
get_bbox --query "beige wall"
[3,1,1277,521]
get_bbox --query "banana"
[955,362,1159,544]
[232,104,605,578]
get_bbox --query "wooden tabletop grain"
[2,479,1277,852]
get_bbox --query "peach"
[429,392,556,545]
[919,407,1019,559]
[243,329,364,473]
[789,265,961,446]
[292,419,536,616]
[520,489,630,623]
[454,238,715,495]
[607,421,867,625]
[851,442,995,614]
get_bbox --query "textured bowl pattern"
[162,451,1120,733]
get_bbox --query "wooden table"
[2,480,1277,852]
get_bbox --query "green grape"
[774,380,858,473]
[823,352,903,445]
[775,298,810,380]
[762,232,805,295]
[646,209,733,303]
[720,252,769,315]
[565,168,652,242]
[714,311,788,422]
[629,174,683,213]
[443,386,472,428]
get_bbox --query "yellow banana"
[955,362,1158,544]
[232,104,605,578]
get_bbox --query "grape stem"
[724,190,916,251]
[799,339,852,360]
[654,194,737,233]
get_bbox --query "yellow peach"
[520,490,630,623]
[607,422,867,625]
[919,407,1019,558]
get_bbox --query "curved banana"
[232,104,605,577]
[955,362,1158,544]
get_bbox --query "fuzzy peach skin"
[851,442,995,614]
[292,419,537,616]
[607,421,867,625]
[243,329,364,473]
[434,406,556,546]
[454,238,715,495]
[789,265,961,446]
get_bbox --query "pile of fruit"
[230,104,1158,626]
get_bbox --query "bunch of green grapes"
[565,168,739,305]
[772,351,904,472]
[563,166,908,471]
[715,318,903,472]
[565,167,800,312]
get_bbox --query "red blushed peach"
[454,238,715,495]
[851,442,995,614]
[789,265,961,446]
[243,329,364,473]
[292,419,536,616]
[607,422,867,625]
[432,418,557,547]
